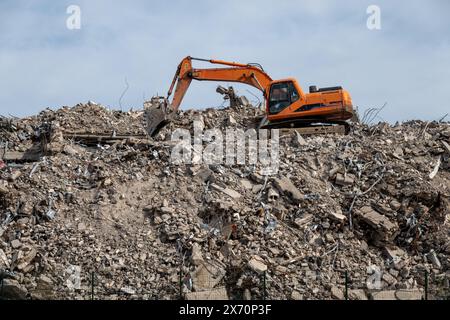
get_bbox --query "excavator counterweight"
[144,56,354,137]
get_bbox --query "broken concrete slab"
[249,172,265,184]
[273,176,303,202]
[16,246,37,271]
[240,179,253,190]
[357,206,399,240]
[11,239,22,249]
[294,214,313,228]
[383,246,406,262]
[248,255,268,274]
[335,173,355,186]
[293,131,307,147]
[426,250,442,269]
[370,290,397,300]
[194,167,214,183]
[221,188,242,199]
[0,279,28,300]
[191,243,204,266]
[395,289,423,300]
[192,260,227,291]
[32,275,55,300]
[382,272,397,286]
[210,183,241,199]
[440,140,450,155]
[120,287,136,295]
[291,290,303,300]
[348,289,368,300]
[185,287,229,300]
[8,170,22,182]
[429,156,441,179]
[330,286,345,300]
[328,209,347,222]
[0,248,10,267]
[371,289,423,300]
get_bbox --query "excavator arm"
[167,56,273,109]
[144,56,273,136]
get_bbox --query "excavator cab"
[265,78,354,129]
[268,81,300,115]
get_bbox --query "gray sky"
[1,0,449,122]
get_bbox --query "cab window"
[269,82,299,114]
[289,82,299,102]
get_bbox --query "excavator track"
[258,117,351,136]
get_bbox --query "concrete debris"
[120,287,136,295]
[394,289,423,300]
[0,103,449,300]
[382,271,398,286]
[429,156,441,179]
[348,289,368,300]
[293,131,307,147]
[328,209,347,222]
[0,249,9,267]
[356,206,399,243]
[210,183,241,199]
[11,239,22,249]
[243,288,252,300]
[335,173,355,186]
[240,179,253,190]
[294,214,313,228]
[267,187,279,202]
[383,246,406,264]
[185,287,229,300]
[441,140,450,154]
[426,250,442,269]
[330,286,344,300]
[33,274,55,299]
[1,279,28,300]
[371,289,423,300]
[192,260,226,291]
[273,176,304,202]
[291,290,303,300]
[16,246,37,272]
[248,256,268,274]
[190,243,204,266]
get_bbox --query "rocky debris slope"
[0,102,449,300]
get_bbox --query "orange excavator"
[144,56,354,136]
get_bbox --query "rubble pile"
[0,102,449,300]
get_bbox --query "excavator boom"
[167,57,272,109]
[144,56,273,136]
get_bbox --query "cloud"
[0,0,449,122]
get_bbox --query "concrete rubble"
[0,102,449,300]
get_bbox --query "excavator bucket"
[143,96,174,137]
